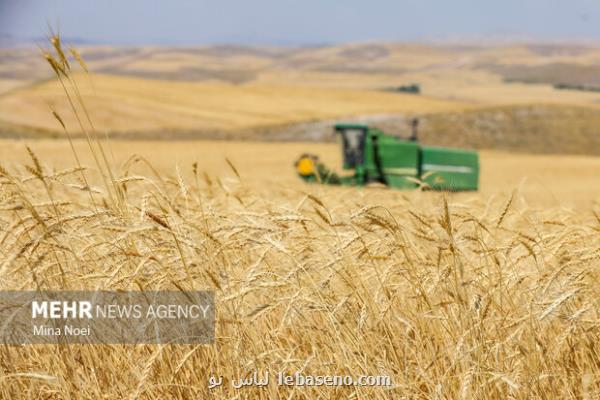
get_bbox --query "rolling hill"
[0,73,468,134]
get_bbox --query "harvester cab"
[295,123,479,191]
[336,124,367,169]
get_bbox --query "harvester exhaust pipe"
[409,118,419,142]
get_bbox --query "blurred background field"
[2,43,600,155]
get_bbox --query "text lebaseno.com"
[208,372,392,389]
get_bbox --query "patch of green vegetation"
[553,83,600,92]
[384,84,420,94]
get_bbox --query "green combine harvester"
[295,123,479,191]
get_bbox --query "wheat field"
[1,36,600,400]
[1,139,600,399]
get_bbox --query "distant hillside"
[375,105,600,155]
[235,104,600,155]
[5,42,600,85]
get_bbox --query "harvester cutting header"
[295,123,479,191]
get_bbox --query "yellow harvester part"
[296,156,316,176]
